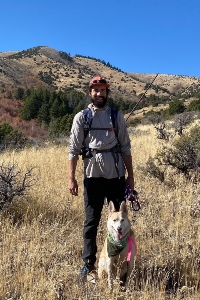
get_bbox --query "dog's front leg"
[119,261,128,289]
[107,258,115,290]
[124,260,135,289]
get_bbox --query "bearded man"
[68,76,134,283]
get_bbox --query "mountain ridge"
[1,46,200,102]
[1,46,200,141]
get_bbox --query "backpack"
[80,107,119,160]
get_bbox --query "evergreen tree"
[49,114,74,136]
[50,97,62,119]
[38,103,50,124]
[7,91,12,99]
[0,122,14,142]
[20,91,43,120]
[73,100,85,114]
[14,87,24,100]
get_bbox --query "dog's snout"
[117,226,122,232]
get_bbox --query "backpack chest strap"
[88,127,116,131]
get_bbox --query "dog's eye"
[121,219,124,222]
[113,219,117,222]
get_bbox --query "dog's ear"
[119,201,128,214]
[108,201,116,214]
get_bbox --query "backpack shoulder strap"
[111,108,118,139]
[83,107,93,139]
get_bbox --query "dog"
[98,200,137,290]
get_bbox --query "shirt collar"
[88,103,108,112]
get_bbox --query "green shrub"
[144,125,200,182]
[144,156,165,182]
[0,122,14,141]
[168,100,185,116]
[187,99,200,112]
[0,122,28,151]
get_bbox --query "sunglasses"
[90,79,107,84]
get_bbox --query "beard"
[91,96,107,108]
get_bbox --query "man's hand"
[126,177,134,191]
[68,178,78,196]
[68,158,78,196]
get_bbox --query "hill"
[1,46,200,101]
[1,46,200,140]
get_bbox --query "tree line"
[75,54,123,72]
[16,87,139,135]
[2,86,200,143]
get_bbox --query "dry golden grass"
[0,125,200,300]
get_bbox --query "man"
[68,76,134,283]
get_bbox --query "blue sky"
[1,0,200,77]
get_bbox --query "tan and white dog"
[98,201,137,289]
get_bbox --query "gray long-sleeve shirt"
[68,104,132,179]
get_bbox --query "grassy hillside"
[1,46,200,142]
[1,46,200,102]
[0,124,199,299]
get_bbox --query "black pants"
[82,176,126,265]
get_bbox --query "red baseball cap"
[89,76,110,88]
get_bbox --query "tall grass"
[0,125,199,299]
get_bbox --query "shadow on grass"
[133,261,200,297]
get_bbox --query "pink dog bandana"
[127,236,137,261]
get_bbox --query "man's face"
[89,86,108,108]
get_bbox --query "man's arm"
[68,111,85,196]
[68,158,78,196]
[122,155,134,190]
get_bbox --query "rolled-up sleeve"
[68,112,84,160]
